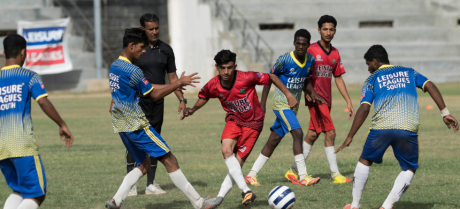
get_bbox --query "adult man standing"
[126,13,186,196]
[285,15,354,184]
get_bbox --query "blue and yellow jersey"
[271,51,314,113]
[110,56,154,133]
[360,65,430,133]
[0,65,48,160]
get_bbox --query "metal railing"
[54,0,117,68]
[204,0,274,70]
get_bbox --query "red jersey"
[198,70,270,131]
[306,41,346,107]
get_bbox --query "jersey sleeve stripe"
[421,80,431,92]
[35,93,49,101]
[361,101,372,106]
[142,86,154,96]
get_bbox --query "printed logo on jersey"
[142,77,149,85]
[288,68,296,75]
[223,94,253,113]
[0,83,25,111]
[38,80,45,89]
[240,88,246,94]
[332,59,336,65]
[239,146,247,153]
[340,60,344,69]
[377,71,411,90]
[109,73,120,92]
[316,55,323,61]
[256,72,264,78]
[271,67,275,73]
[286,77,307,89]
[219,93,226,99]
[315,65,333,78]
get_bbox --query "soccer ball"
[268,185,295,209]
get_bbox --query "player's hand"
[180,107,194,120]
[443,115,459,133]
[59,125,73,148]
[287,95,299,110]
[179,72,201,87]
[305,93,312,102]
[178,101,186,114]
[109,101,114,114]
[310,91,326,105]
[347,103,355,120]
[260,102,266,113]
[335,136,353,153]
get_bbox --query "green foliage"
[0,83,458,209]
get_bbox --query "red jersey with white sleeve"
[306,41,346,107]
[198,70,270,131]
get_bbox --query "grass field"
[1,82,459,209]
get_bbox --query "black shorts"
[139,97,164,134]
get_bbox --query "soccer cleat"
[105,199,120,209]
[127,184,138,197]
[145,181,166,195]
[245,175,261,186]
[241,191,257,206]
[284,169,299,184]
[201,196,224,209]
[343,204,358,209]
[379,207,394,209]
[332,174,353,184]
[298,175,321,186]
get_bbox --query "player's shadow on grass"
[144,200,190,209]
[396,201,460,209]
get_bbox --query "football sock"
[381,170,414,209]
[248,153,269,177]
[17,199,38,209]
[351,162,370,208]
[295,154,307,180]
[169,169,203,209]
[146,156,158,186]
[217,173,235,198]
[225,155,251,193]
[325,146,340,177]
[125,151,136,173]
[291,141,312,172]
[4,192,23,209]
[113,168,143,205]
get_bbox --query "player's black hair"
[214,49,237,66]
[123,28,148,48]
[140,13,159,27]
[318,15,337,28]
[3,34,27,59]
[364,45,390,64]
[293,29,311,43]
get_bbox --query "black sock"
[126,150,136,173]
[146,155,157,186]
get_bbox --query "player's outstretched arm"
[180,98,208,120]
[269,74,298,110]
[168,72,187,114]
[37,97,73,147]
[304,79,326,105]
[149,72,200,101]
[335,103,370,153]
[335,76,354,119]
[260,80,272,113]
[424,81,459,132]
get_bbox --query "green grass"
[1,82,459,209]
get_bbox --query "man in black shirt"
[110,13,187,196]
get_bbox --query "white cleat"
[145,181,166,195]
[127,184,138,197]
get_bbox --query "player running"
[105,28,206,209]
[336,45,458,209]
[245,29,325,187]
[0,34,74,209]
[285,15,354,184]
[180,50,297,208]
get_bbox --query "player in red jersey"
[181,50,297,208]
[286,15,355,184]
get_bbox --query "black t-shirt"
[133,39,177,85]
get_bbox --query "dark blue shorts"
[119,126,171,166]
[0,155,47,198]
[270,109,301,138]
[361,129,419,171]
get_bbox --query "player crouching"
[181,50,298,208]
